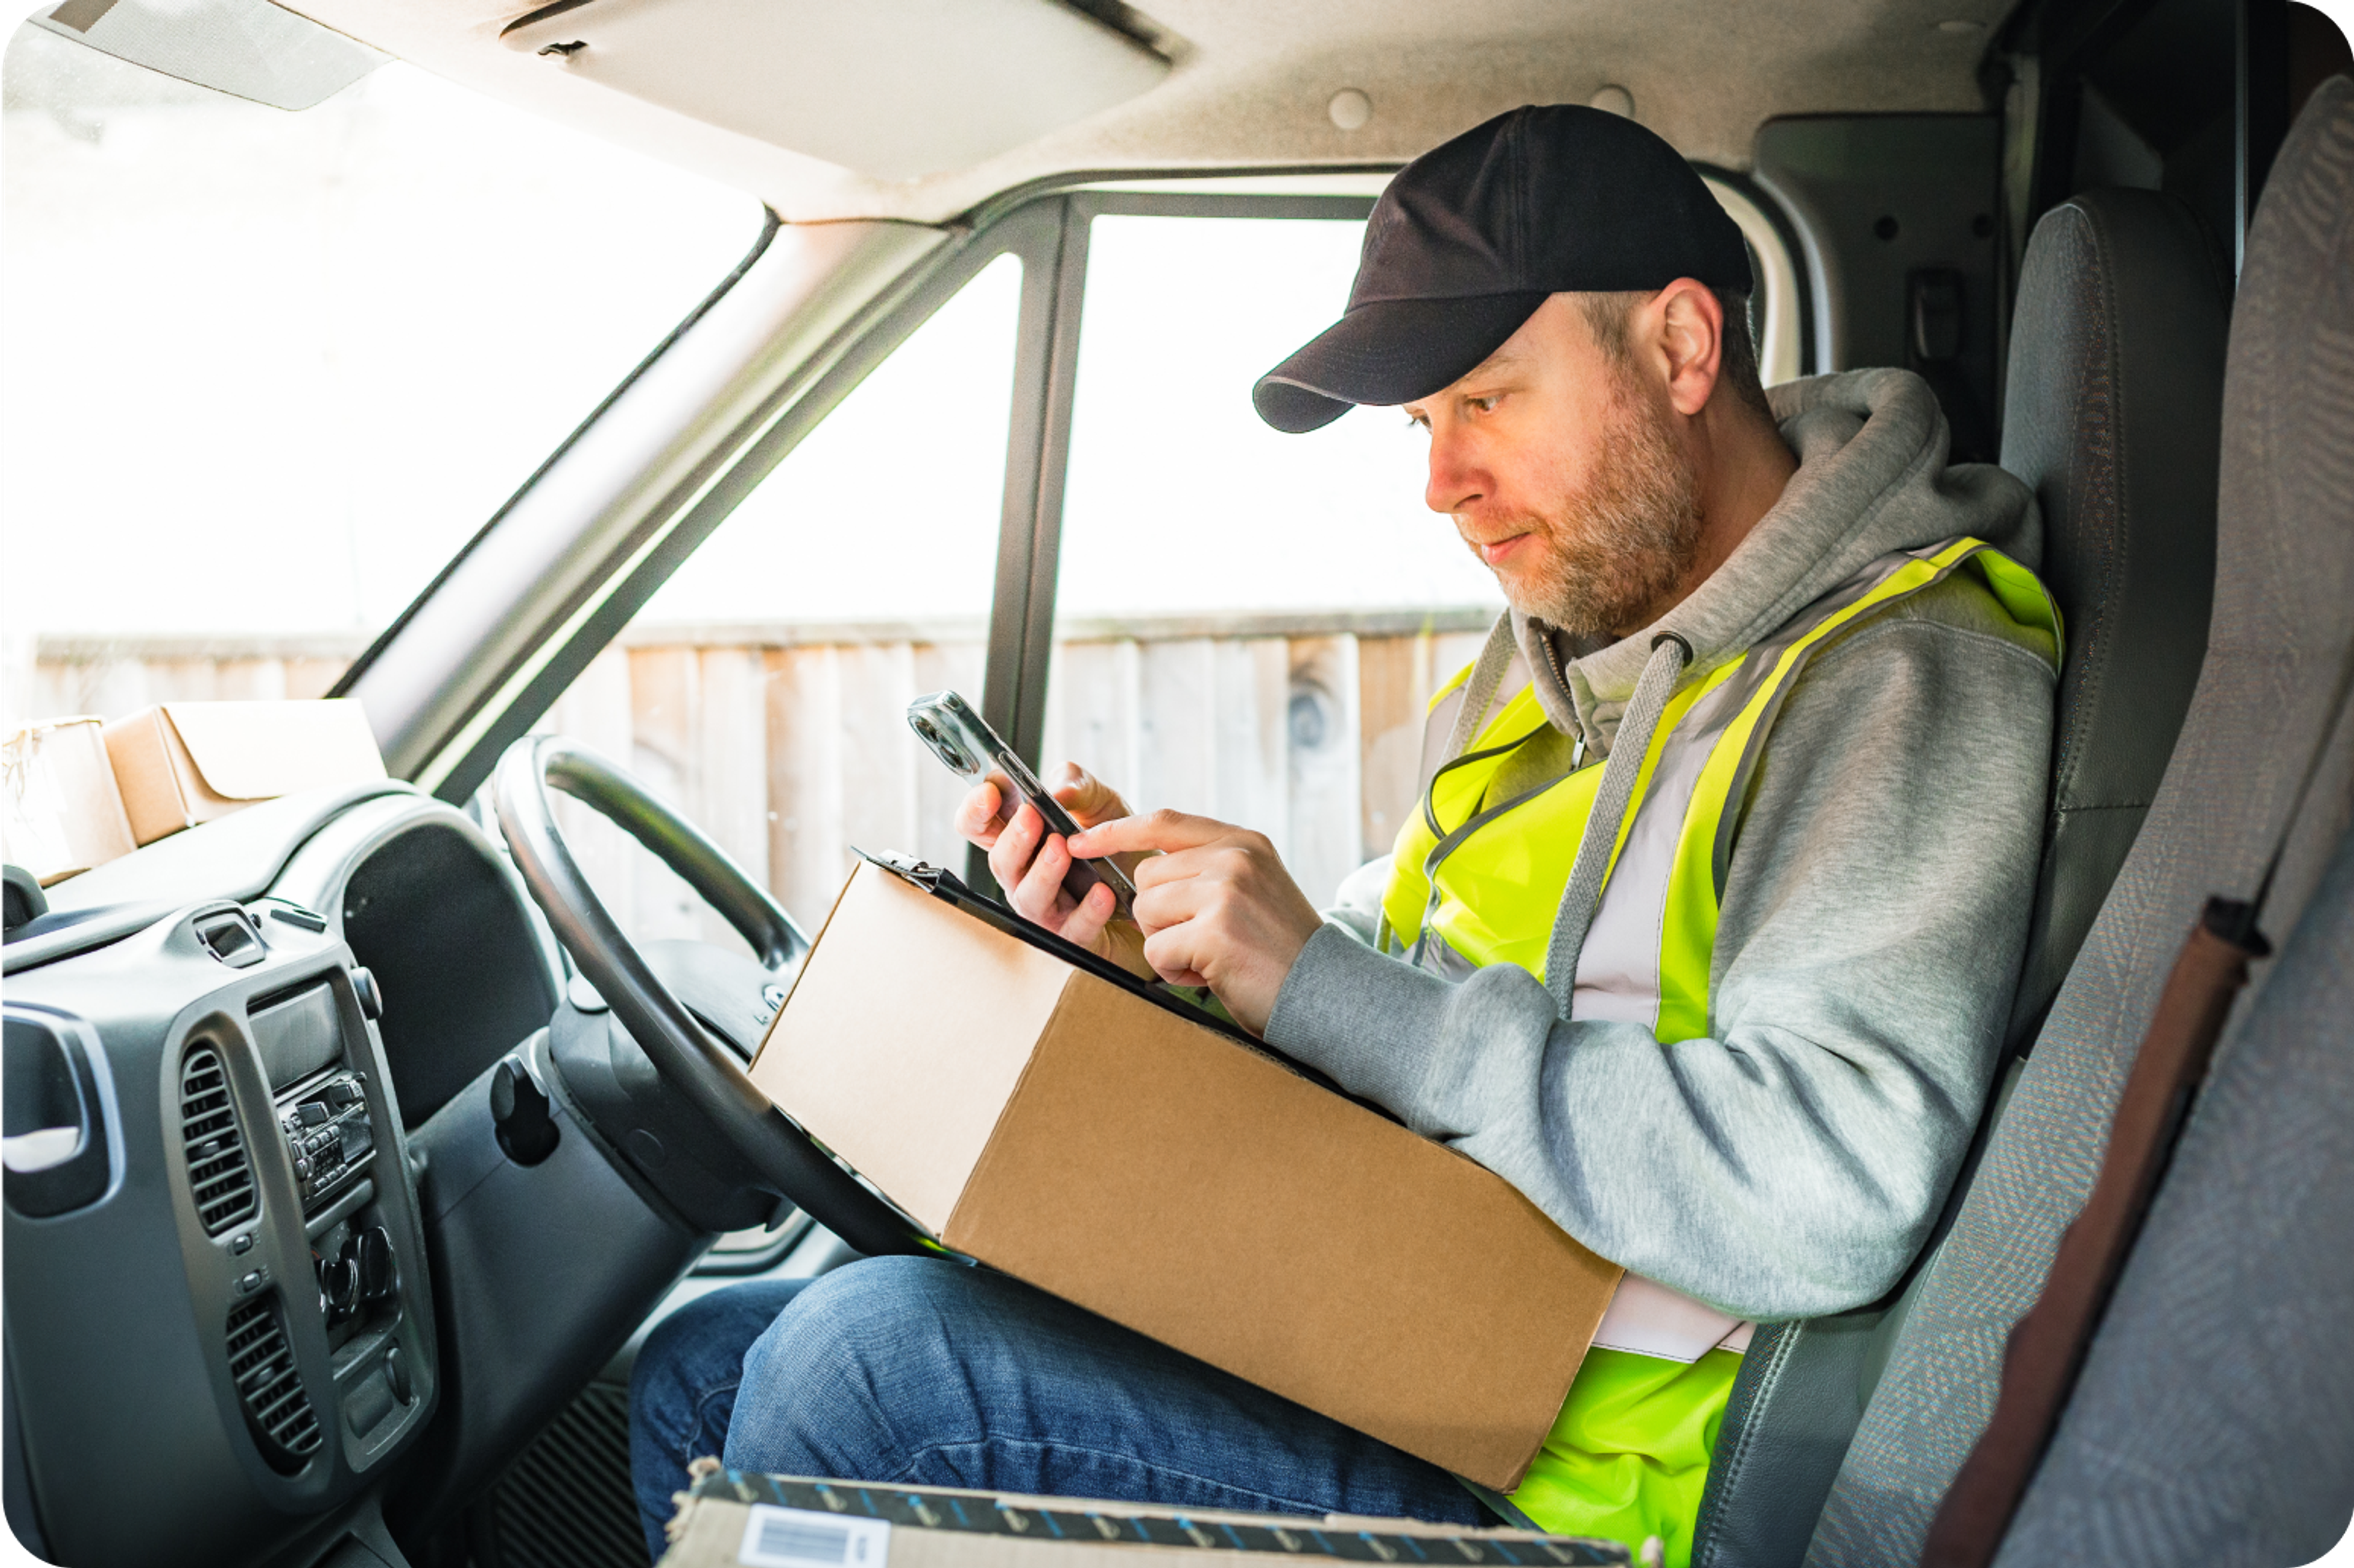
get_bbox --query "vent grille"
[226,1295,322,1472]
[179,1044,257,1235]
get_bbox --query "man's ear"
[1652,279,1723,417]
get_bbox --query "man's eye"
[1404,411,1429,431]
[1468,394,1501,414]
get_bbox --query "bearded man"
[630,106,2059,1568]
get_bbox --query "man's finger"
[1057,879,1117,951]
[1068,808,1236,859]
[1129,875,1213,933]
[1048,763,1132,829]
[1012,826,1079,927]
[1140,926,1211,989]
[988,802,1044,904]
[955,778,1007,845]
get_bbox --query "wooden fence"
[27,610,1496,950]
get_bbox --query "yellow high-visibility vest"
[1376,538,2060,1565]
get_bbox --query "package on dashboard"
[2,717,138,885]
[658,1469,1631,1568]
[102,699,387,846]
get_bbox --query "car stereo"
[275,1069,374,1214]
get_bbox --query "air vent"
[225,1295,322,1472]
[179,1045,257,1235]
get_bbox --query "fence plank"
[764,646,848,921]
[835,642,921,867]
[695,647,770,954]
[625,649,707,946]
[1286,634,1363,909]
[1047,640,1141,805]
[546,647,638,942]
[284,659,347,701]
[1137,637,1216,815]
[1357,633,1426,864]
[1211,637,1290,845]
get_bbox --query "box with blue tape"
[657,1470,1630,1568]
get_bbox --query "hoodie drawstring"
[1444,613,1522,764]
[1542,633,1691,1018]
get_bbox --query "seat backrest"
[1993,76,2354,1567]
[1686,186,2228,1568]
[1997,189,2229,1046]
[1805,77,2354,1568]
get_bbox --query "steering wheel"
[493,733,923,1258]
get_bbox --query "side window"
[1045,213,1502,906]
[539,253,1023,953]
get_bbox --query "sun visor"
[499,0,1171,181]
[27,0,385,111]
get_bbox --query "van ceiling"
[281,0,2018,223]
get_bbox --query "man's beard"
[1484,379,1704,641]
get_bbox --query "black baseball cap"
[1252,104,1753,433]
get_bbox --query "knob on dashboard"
[318,1251,360,1320]
[490,1057,560,1166]
[350,966,385,1021]
[356,1225,398,1305]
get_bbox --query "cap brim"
[1252,292,1551,433]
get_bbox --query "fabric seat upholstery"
[1805,76,2354,1568]
[1686,186,2228,1567]
[1996,189,2230,1046]
[1995,77,2354,1567]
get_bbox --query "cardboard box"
[660,1471,1630,1568]
[750,859,1622,1491]
[102,700,386,845]
[1,717,138,885]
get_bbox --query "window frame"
[417,173,1808,834]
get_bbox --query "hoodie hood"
[1517,367,2040,752]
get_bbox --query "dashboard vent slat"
[226,1295,322,1472]
[178,1045,256,1236]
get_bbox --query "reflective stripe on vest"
[1377,537,2061,1362]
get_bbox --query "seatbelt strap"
[1919,897,2267,1568]
[1923,633,2354,1568]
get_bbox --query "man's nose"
[1425,426,1485,515]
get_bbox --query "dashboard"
[3,783,708,1568]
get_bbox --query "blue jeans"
[628,1256,1484,1561]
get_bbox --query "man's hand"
[954,764,1154,977]
[1068,812,1325,1037]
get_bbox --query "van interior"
[3,1,2352,1565]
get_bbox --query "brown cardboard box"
[102,700,386,845]
[1,718,138,885]
[658,1472,1629,1568]
[750,860,1622,1491]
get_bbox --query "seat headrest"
[1999,188,2229,1041]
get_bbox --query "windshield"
[0,24,759,734]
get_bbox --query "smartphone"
[905,690,1138,921]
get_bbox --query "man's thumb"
[1052,763,1130,826]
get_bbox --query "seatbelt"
[1921,645,2354,1568]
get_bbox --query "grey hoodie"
[1262,368,2058,1321]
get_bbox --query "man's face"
[1403,293,1703,642]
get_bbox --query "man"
[631,105,2056,1567]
